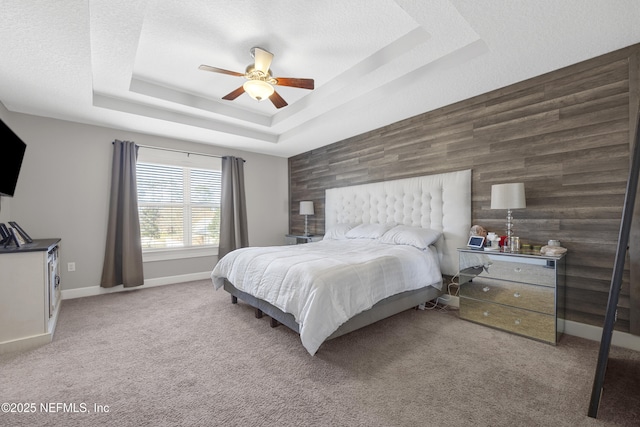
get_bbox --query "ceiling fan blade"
[222,86,245,100]
[269,91,288,109]
[253,47,274,74]
[198,64,245,77]
[274,77,314,90]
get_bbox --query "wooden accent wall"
[289,43,640,334]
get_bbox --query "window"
[136,148,221,258]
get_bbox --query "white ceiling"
[0,0,639,158]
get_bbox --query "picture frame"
[8,228,21,247]
[467,235,485,250]
[11,227,26,246]
[0,223,8,241]
[1,225,20,248]
[8,221,33,243]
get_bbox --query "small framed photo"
[2,228,21,248]
[8,221,32,243]
[10,227,25,246]
[467,235,486,250]
[0,223,8,240]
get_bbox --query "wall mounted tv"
[0,118,27,197]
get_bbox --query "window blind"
[137,162,221,249]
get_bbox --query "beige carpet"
[1,279,639,427]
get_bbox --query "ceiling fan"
[199,47,314,109]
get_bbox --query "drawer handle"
[514,318,521,325]
[483,311,490,317]
[482,286,490,293]
[513,292,521,298]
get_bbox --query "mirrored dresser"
[458,249,566,344]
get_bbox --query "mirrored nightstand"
[457,249,566,344]
[285,234,323,245]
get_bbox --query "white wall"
[0,107,289,290]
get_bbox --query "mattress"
[211,238,442,355]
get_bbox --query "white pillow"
[345,223,396,239]
[323,223,357,240]
[379,225,442,249]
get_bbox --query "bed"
[211,169,471,355]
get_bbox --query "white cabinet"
[0,239,61,354]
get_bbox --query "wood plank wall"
[289,43,640,333]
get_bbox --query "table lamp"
[491,183,526,251]
[299,201,314,236]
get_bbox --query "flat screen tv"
[0,118,27,197]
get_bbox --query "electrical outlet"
[68,262,76,272]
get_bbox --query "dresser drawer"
[460,277,555,315]
[459,298,557,343]
[460,253,557,287]
[483,259,556,287]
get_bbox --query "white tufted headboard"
[325,169,471,276]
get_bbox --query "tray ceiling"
[0,0,639,157]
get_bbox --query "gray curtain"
[218,156,248,259]
[100,140,144,288]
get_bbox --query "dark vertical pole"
[588,113,640,418]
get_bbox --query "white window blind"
[136,158,221,251]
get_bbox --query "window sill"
[142,246,219,262]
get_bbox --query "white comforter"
[211,239,442,355]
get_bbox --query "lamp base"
[504,208,514,252]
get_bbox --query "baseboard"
[564,320,640,352]
[61,271,211,300]
[0,332,52,355]
[440,295,640,352]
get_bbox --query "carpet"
[1,280,638,426]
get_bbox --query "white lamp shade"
[299,201,314,215]
[491,183,526,209]
[243,80,274,101]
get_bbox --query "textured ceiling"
[0,0,639,158]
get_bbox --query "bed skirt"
[223,279,443,342]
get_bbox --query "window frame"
[136,148,221,262]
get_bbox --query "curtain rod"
[111,141,245,162]
[136,144,223,159]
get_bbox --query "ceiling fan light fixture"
[199,47,314,108]
[243,79,274,101]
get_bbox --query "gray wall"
[0,105,289,290]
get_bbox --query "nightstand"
[285,234,323,244]
[457,249,565,344]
